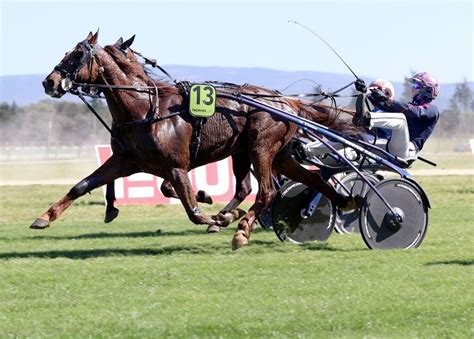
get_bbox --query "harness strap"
[191,118,205,160]
[74,82,157,91]
[114,111,183,129]
[78,91,183,132]
[130,48,176,83]
[78,93,112,134]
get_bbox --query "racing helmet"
[409,72,440,103]
[368,79,395,100]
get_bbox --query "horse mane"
[288,99,364,137]
[103,45,179,98]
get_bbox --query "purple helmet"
[410,72,440,103]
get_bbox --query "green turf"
[0,176,473,337]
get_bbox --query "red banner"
[95,145,257,205]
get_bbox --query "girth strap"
[191,117,205,161]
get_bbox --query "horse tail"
[285,98,364,137]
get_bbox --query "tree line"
[0,78,473,147]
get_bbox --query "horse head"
[43,30,101,98]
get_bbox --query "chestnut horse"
[35,31,358,249]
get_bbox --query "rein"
[73,82,157,91]
[63,41,356,139]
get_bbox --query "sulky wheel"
[333,172,383,234]
[272,180,335,244]
[257,177,288,230]
[359,178,429,249]
[258,199,275,230]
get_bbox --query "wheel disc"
[359,178,429,249]
[272,180,335,244]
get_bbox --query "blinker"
[61,78,73,91]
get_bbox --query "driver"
[353,72,440,161]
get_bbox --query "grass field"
[0,176,473,337]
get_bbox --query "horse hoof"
[221,212,235,224]
[211,214,230,227]
[340,195,364,212]
[104,207,119,223]
[231,208,246,220]
[30,218,50,229]
[206,225,221,233]
[214,208,246,226]
[197,190,213,205]
[231,230,249,250]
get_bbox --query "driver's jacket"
[375,100,439,151]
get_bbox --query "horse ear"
[114,37,124,48]
[89,29,99,45]
[86,31,93,40]
[120,35,135,50]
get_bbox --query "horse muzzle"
[42,77,66,98]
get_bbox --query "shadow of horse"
[1,227,269,242]
[424,259,474,266]
[0,245,226,260]
[28,229,211,240]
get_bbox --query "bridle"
[54,39,97,92]
[52,40,185,134]
[55,40,165,97]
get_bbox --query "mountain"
[1,67,471,111]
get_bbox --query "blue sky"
[0,0,472,83]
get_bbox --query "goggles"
[411,82,423,90]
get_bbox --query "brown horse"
[35,31,359,249]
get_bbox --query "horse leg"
[232,149,278,250]
[103,177,215,225]
[104,182,119,223]
[30,155,139,229]
[161,179,216,233]
[167,168,220,227]
[272,145,357,209]
[160,180,213,204]
[211,152,252,228]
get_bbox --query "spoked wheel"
[359,178,429,249]
[333,172,382,234]
[272,180,335,244]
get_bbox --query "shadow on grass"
[0,245,227,260]
[302,242,366,252]
[2,225,271,242]
[0,228,226,241]
[0,239,365,259]
[250,240,365,252]
[425,259,474,266]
